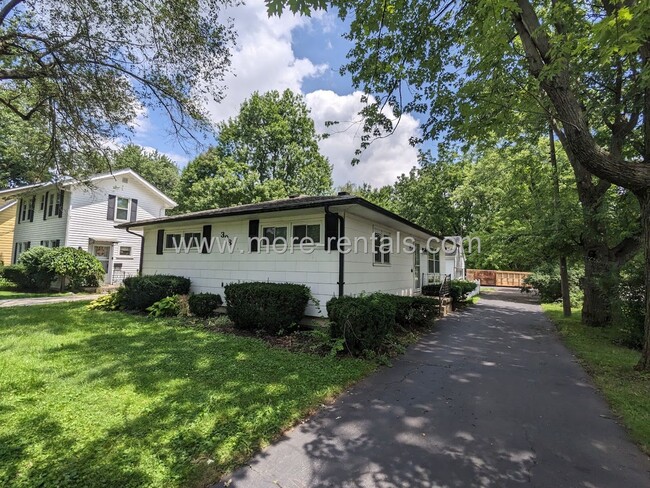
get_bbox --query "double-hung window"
[373,229,391,265]
[115,197,130,221]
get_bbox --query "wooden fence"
[466,269,531,288]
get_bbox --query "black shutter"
[43,191,49,220]
[107,194,116,221]
[130,199,138,222]
[54,239,60,247]
[28,196,35,222]
[156,229,164,255]
[249,219,259,252]
[17,198,22,224]
[25,241,30,250]
[201,224,212,254]
[325,212,339,251]
[56,190,64,218]
[13,242,18,264]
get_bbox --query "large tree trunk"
[637,190,650,370]
[581,245,614,327]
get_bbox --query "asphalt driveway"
[217,289,650,487]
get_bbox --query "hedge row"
[327,293,437,355]
[120,274,191,311]
[224,282,310,335]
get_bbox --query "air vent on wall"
[122,177,129,184]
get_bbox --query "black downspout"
[126,228,144,276]
[325,206,345,297]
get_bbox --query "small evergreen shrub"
[121,274,191,311]
[327,294,397,355]
[421,284,442,296]
[16,246,56,291]
[389,295,437,329]
[188,292,223,318]
[449,280,478,303]
[2,264,32,290]
[147,295,182,317]
[224,282,310,334]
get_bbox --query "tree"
[176,90,333,211]
[269,0,650,369]
[112,144,180,197]
[0,0,235,181]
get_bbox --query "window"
[165,233,182,249]
[183,232,202,248]
[292,224,321,244]
[15,241,31,259]
[262,226,288,245]
[428,252,440,274]
[48,193,55,217]
[115,197,130,221]
[39,195,45,211]
[20,201,27,222]
[373,230,391,265]
[39,240,60,248]
[119,246,132,256]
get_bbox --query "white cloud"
[306,90,420,187]
[204,0,327,122]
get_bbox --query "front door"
[92,243,112,284]
[413,244,421,292]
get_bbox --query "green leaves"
[176,89,333,212]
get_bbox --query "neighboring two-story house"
[0,169,176,284]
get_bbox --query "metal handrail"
[438,274,451,316]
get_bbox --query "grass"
[0,290,69,300]
[542,303,650,454]
[0,303,373,487]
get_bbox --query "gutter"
[125,228,145,276]
[325,205,345,297]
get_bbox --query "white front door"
[92,243,113,284]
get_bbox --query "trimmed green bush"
[224,282,310,334]
[16,246,56,291]
[327,294,397,355]
[2,264,32,290]
[44,247,105,290]
[120,274,191,312]
[189,292,223,318]
[449,279,478,303]
[421,284,442,296]
[389,295,437,329]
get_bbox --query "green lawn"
[542,303,650,454]
[0,303,373,487]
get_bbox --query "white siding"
[66,176,169,278]
[140,208,433,317]
[12,192,67,262]
[141,210,339,316]
[343,212,425,297]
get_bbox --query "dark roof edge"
[117,196,444,240]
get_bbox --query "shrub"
[327,294,397,355]
[121,274,191,312]
[224,282,310,334]
[523,264,583,306]
[449,280,478,303]
[613,257,645,350]
[2,264,32,290]
[147,295,183,317]
[44,247,105,290]
[87,292,122,311]
[421,283,442,296]
[189,292,223,318]
[16,246,56,291]
[389,295,437,329]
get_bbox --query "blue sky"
[129,1,424,188]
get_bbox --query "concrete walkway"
[0,294,101,308]
[217,289,650,488]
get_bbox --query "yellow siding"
[0,204,16,266]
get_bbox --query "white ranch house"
[118,194,466,316]
[0,169,176,283]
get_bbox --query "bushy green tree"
[176,90,333,211]
[112,144,180,197]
